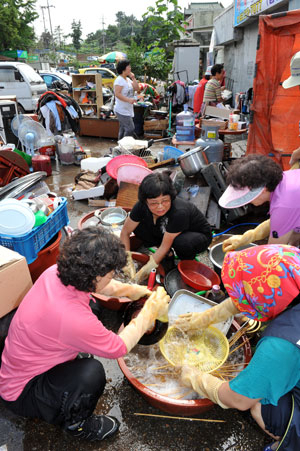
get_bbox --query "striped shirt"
[203,78,222,104]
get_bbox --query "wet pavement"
[0,136,269,450]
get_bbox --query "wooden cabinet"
[72,74,103,119]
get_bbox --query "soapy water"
[123,327,246,401]
[104,213,125,224]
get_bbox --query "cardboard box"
[0,246,32,318]
[204,105,232,120]
[72,183,105,200]
[143,119,169,131]
[200,118,228,129]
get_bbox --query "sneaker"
[67,414,120,441]
[264,442,279,451]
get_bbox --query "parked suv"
[0,62,47,112]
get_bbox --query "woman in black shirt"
[120,172,212,282]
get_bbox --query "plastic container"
[38,135,56,157]
[116,163,152,186]
[163,146,184,162]
[0,197,69,264]
[118,320,252,416]
[32,155,52,176]
[177,260,220,291]
[176,104,195,142]
[106,155,147,179]
[57,136,75,165]
[206,285,226,303]
[74,150,87,166]
[28,231,62,282]
[14,149,32,166]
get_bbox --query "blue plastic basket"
[0,197,69,264]
[163,146,184,163]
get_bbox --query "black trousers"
[2,358,106,428]
[134,225,212,260]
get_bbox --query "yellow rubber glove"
[289,147,300,167]
[175,297,239,331]
[99,279,151,301]
[222,219,270,252]
[181,366,229,409]
[119,286,170,352]
[134,255,158,284]
[122,251,136,280]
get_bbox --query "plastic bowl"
[106,155,148,179]
[178,260,220,291]
[118,320,252,416]
[116,163,152,186]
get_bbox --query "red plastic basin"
[178,260,220,291]
[118,320,252,416]
[91,252,165,310]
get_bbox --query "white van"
[0,62,47,112]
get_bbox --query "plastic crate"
[163,146,184,163]
[0,197,69,264]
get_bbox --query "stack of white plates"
[0,199,35,236]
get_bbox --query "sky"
[34,0,233,40]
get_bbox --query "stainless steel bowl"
[209,242,257,276]
[178,146,209,177]
[96,207,127,227]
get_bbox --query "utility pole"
[40,6,47,33]
[46,0,54,38]
[102,16,106,53]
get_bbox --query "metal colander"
[159,326,229,373]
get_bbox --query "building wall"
[173,46,200,83]
[214,2,291,95]
[224,21,258,94]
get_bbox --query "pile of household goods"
[0,112,92,176]
[143,109,169,140]
[71,134,245,230]
[37,91,81,134]
[0,170,69,290]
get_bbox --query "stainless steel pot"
[178,146,209,177]
[209,242,257,276]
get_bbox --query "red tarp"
[247,9,300,166]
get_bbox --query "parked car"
[78,67,116,88]
[0,62,47,112]
[100,63,116,73]
[39,71,72,93]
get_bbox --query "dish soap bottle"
[206,285,226,303]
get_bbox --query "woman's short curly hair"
[57,227,127,292]
[138,172,177,204]
[226,155,283,192]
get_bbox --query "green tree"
[38,31,52,49]
[0,0,38,50]
[70,20,82,51]
[143,0,186,52]
[127,40,145,77]
[115,11,143,47]
[145,48,172,80]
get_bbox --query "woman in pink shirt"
[0,227,169,443]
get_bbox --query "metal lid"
[177,146,204,161]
